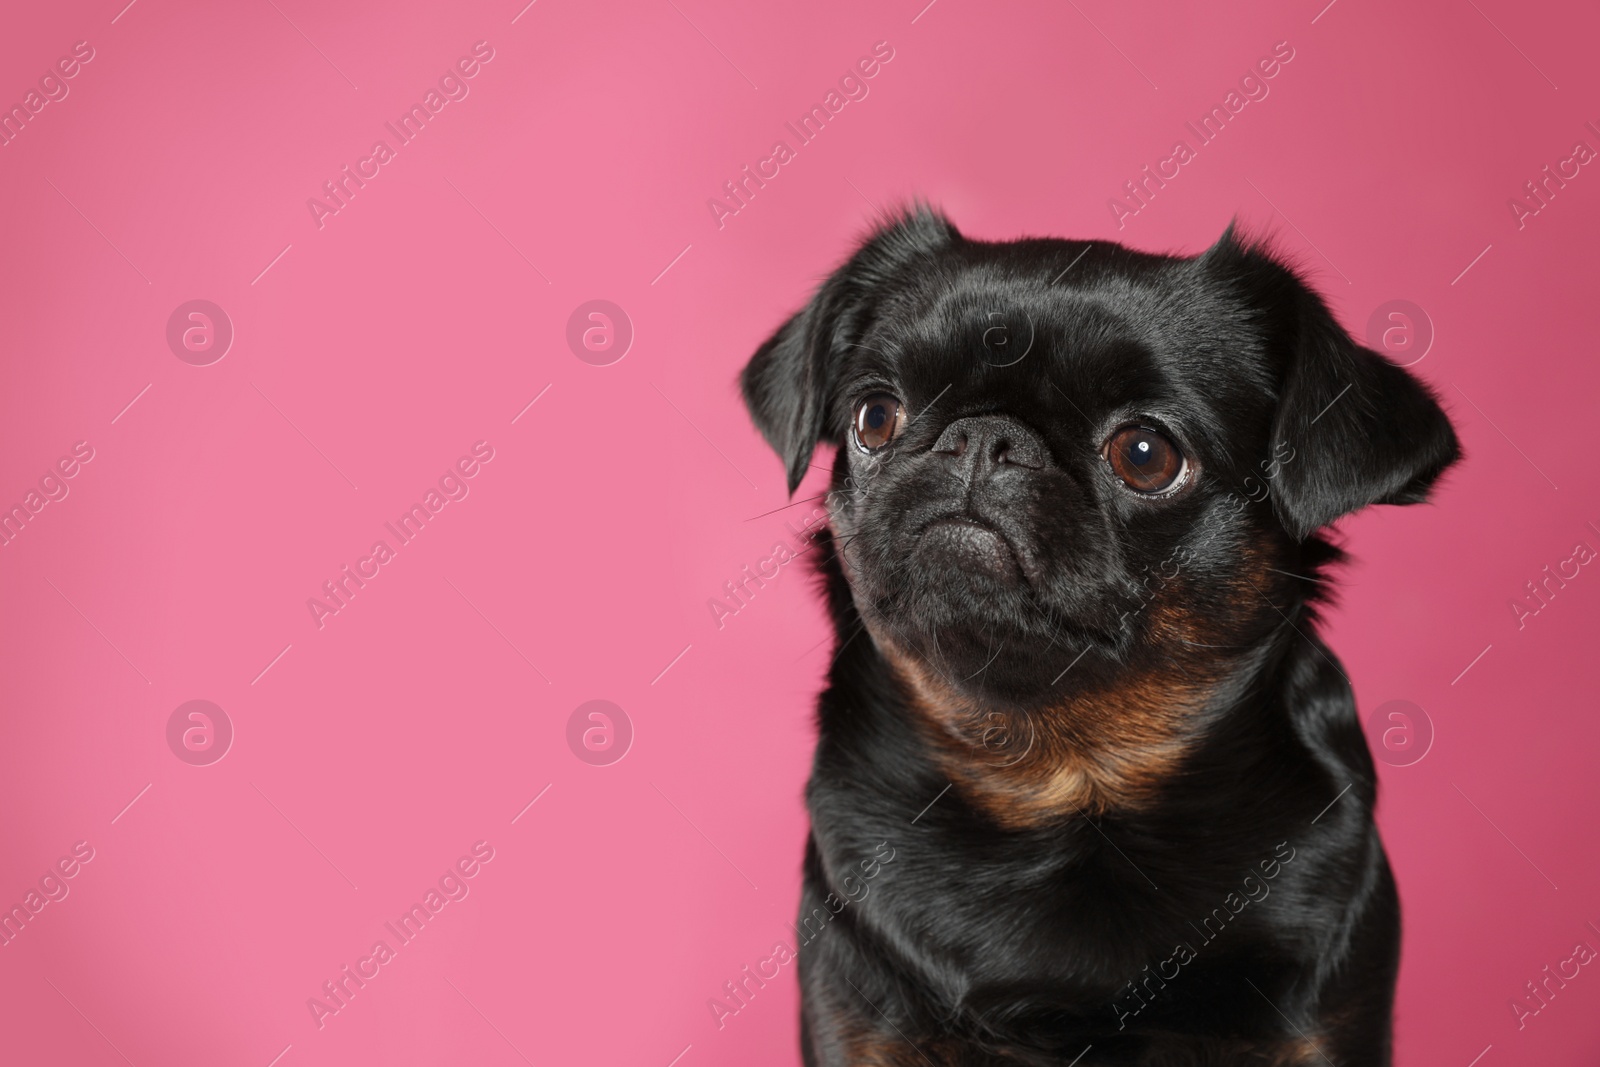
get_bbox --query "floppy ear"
[739,271,849,496]
[740,206,959,494]
[1259,258,1460,540]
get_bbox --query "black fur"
[741,208,1459,1066]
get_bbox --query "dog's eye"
[1104,426,1186,493]
[853,393,906,452]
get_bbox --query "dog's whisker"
[743,493,827,522]
[1267,567,1323,583]
[1175,638,1252,650]
[961,636,1006,682]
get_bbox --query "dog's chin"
[864,609,1098,707]
[859,519,1060,629]
[913,516,1025,586]
[850,524,1115,703]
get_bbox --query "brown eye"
[1105,426,1186,493]
[854,393,906,452]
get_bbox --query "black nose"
[932,415,1052,481]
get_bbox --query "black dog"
[739,208,1458,1066]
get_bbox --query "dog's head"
[741,208,1458,715]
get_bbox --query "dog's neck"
[814,528,1334,827]
[875,633,1254,825]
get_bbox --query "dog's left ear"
[1207,229,1461,540]
[741,206,960,494]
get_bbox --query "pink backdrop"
[1,0,1596,1063]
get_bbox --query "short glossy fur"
[740,209,1458,1066]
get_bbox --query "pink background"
[1,0,1596,1063]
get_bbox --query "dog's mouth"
[842,502,1134,692]
[915,514,1024,584]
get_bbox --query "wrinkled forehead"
[848,264,1275,446]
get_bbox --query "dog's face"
[742,210,1458,714]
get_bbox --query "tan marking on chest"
[864,540,1287,826]
[884,648,1223,827]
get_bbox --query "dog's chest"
[814,805,1299,1030]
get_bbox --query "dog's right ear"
[1201,225,1460,539]
[740,206,959,494]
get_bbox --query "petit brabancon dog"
[739,208,1459,1066]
